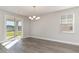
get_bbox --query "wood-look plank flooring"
[1,37,79,53]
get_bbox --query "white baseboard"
[23,35,30,38]
[30,35,79,46]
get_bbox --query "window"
[60,14,74,33]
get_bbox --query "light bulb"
[31,18,33,20]
[33,16,36,18]
[29,16,32,19]
[36,17,40,20]
[29,16,33,20]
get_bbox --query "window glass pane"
[6,20,15,39]
[16,21,22,37]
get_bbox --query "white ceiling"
[0,6,75,16]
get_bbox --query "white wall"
[30,7,79,45]
[0,11,6,42]
[23,17,30,38]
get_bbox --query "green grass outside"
[7,31,22,39]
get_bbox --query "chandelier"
[29,16,40,20]
[28,6,40,20]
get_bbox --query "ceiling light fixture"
[28,6,40,21]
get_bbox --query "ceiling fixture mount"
[28,6,40,21]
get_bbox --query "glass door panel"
[6,20,15,40]
[16,21,22,37]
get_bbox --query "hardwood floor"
[1,37,79,53]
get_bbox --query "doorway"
[6,19,23,41]
[2,16,23,49]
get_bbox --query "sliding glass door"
[6,20,15,40]
[6,16,23,41]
